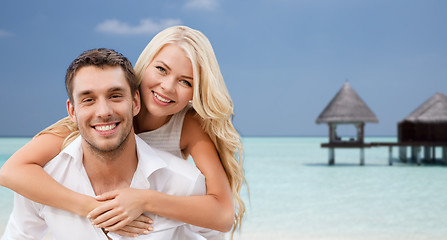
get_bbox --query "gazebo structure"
[397,92,447,164]
[316,82,379,165]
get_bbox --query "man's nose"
[96,99,113,118]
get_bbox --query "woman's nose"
[160,77,176,92]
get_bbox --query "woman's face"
[140,44,194,118]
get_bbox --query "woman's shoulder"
[183,108,202,129]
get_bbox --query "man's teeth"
[95,124,116,132]
[154,92,172,103]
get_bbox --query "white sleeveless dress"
[138,105,190,159]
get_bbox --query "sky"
[0,0,446,137]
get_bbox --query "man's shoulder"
[149,148,206,196]
[153,148,202,179]
[42,136,83,183]
[135,135,202,178]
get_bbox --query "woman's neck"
[134,108,173,134]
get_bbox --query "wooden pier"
[370,142,447,166]
[321,141,447,166]
[321,142,372,165]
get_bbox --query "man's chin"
[91,141,123,153]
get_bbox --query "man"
[2,48,208,240]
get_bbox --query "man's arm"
[0,133,97,217]
[2,193,47,240]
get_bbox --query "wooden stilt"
[329,148,335,165]
[416,146,421,166]
[399,147,407,163]
[388,146,393,166]
[424,146,430,162]
[443,147,447,165]
[432,147,436,161]
[360,148,365,166]
[411,146,417,163]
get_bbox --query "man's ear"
[66,99,77,123]
[132,90,141,117]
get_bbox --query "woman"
[0,26,246,238]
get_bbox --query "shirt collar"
[59,136,84,171]
[60,134,168,181]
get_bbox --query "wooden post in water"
[360,148,365,166]
[329,148,335,165]
[388,146,393,165]
[432,147,436,161]
[443,147,447,165]
[399,147,407,163]
[411,146,418,163]
[424,146,430,162]
[416,146,422,166]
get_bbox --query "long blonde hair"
[35,116,79,149]
[41,26,247,235]
[134,26,247,235]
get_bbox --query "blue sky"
[1,0,446,137]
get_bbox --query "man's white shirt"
[2,135,221,240]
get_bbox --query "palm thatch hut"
[316,82,378,165]
[397,92,447,163]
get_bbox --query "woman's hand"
[108,215,153,237]
[88,188,153,235]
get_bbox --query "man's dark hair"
[65,48,138,102]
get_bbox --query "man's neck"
[82,134,138,196]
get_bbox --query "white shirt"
[2,135,218,240]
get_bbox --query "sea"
[1,136,447,240]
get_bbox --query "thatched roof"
[316,82,379,124]
[401,92,447,123]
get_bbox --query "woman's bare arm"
[0,129,153,236]
[91,111,234,232]
[146,112,234,231]
[0,133,98,216]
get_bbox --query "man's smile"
[93,123,119,134]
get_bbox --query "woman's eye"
[156,66,167,74]
[180,79,192,87]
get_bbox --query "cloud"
[0,29,13,38]
[184,0,219,11]
[96,18,182,35]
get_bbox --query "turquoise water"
[1,137,447,240]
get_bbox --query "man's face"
[67,65,140,153]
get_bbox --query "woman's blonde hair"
[40,26,247,236]
[35,116,79,149]
[134,26,247,235]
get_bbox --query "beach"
[2,136,447,239]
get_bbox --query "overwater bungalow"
[316,82,378,165]
[397,92,447,164]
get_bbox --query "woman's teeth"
[154,92,172,103]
